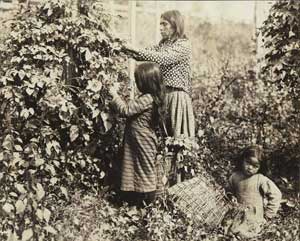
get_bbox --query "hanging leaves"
[100,111,112,132]
[0,0,127,240]
[261,1,300,98]
[70,125,79,142]
[21,229,33,241]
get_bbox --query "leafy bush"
[54,191,221,241]
[260,0,300,190]
[192,50,299,191]
[0,0,127,239]
[55,191,300,241]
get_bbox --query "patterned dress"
[226,172,282,238]
[134,38,195,138]
[111,93,159,193]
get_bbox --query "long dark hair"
[160,10,187,44]
[134,62,166,126]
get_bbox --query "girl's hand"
[108,83,120,97]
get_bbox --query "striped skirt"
[120,127,158,193]
[165,89,195,138]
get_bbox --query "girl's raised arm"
[111,94,153,117]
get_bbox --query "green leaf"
[16,200,26,214]
[9,192,18,197]
[87,80,102,92]
[36,183,45,201]
[3,203,14,214]
[85,49,92,61]
[50,177,58,185]
[43,208,51,223]
[60,186,68,199]
[36,209,43,220]
[28,108,34,115]
[15,145,23,152]
[100,171,105,179]
[46,142,52,156]
[20,109,30,119]
[44,225,57,234]
[15,183,27,194]
[37,80,44,88]
[6,230,18,241]
[18,70,26,80]
[100,112,112,132]
[26,88,34,96]
[83,133,90,141]
[35,158,45,167]
[46,164,56,175]
[2,135,13,150]
[22,228,33,241]
[70,125,79,142]
[92,109,100,119]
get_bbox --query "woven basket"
[168,175,231,227]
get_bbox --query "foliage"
[261,0,300,98]
[54,191,217,241]
[189,20,255,78]
[0,0,127,240]
[259,0,300,189]
[193,63,299,190]
[55,191,300,241]
[0,0,299,240]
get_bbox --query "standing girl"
[225,145,282,238]
[123,10,195,139]
[109,62,165,207]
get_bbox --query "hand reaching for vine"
[108,82,120,98]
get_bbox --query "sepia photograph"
[0,0,299,240]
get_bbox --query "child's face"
[242,157,260,176]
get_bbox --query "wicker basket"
[167,175,231,227]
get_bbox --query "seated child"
[224,145,282,238]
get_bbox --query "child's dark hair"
[134,62,166,126]
[236,145,267,174]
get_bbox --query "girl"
[109,62,165,207]
[123,10,195,139]
[225,145,282,238]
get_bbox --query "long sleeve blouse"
[229,172,282,220]
[111,94,153,117]
[111,93,156,130]
[133,39,192,94]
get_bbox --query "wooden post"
[109,0,115,31]
[129,0,136,99]
[155,1,160,44]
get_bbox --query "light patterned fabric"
[165,89,195,138]
[132,38,195,138]
[136,39,192,94]
[229,172,282,220]
[111,94,159,192]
